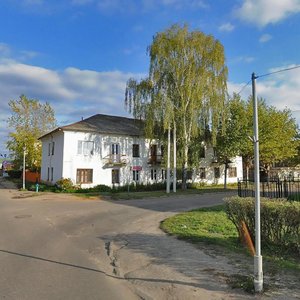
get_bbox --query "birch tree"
[7,95,57,170]
[125,24,228,189]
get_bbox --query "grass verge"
[161,205,300,270]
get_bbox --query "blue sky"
[0,0,300,155]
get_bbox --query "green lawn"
[161,205,300,271]
[161,205,241,250]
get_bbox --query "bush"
[7,170,22,178]
[224,196,300,255]
[75,184,112,193]
[288,193,300,202]
[55,178,75,191]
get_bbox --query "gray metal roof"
[39,114,144,139]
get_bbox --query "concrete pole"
[173,126,176,193]
[252,72,263,292]
[166,125,171,193]
[23,146,26,190]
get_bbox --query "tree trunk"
[181,145,189,190]
[224,163,228,189]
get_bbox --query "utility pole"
[252,72,263,292]
[173,126,176,193]
[23,146,26,190]
[166,125,171,193]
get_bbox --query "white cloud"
[235,0,300,27]
[0,59,143,152]
[228,64,300,124]
[218,22,235,32]
[259,34,272,43]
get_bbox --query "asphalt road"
[0,178,299,300]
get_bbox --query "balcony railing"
[103,154,128,167]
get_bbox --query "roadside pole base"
[254,255,263,292]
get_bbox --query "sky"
[0,0,300,156]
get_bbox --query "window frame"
[132,144,140,158]
[214,167,220,179]
[228,167,237,178]
[133,170,139,182]
[77,141,94,155]
[76,169,93,184]
[199,167,206,179]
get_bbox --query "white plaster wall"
[60,132,162,188]
[41,130,243,187]
[40,131,64,184]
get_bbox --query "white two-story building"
[39,114,243,187]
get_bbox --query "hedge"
[224,196,300,255]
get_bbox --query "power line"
[257,64,300,79]
[237,79,251,96]
[234,64,300,96]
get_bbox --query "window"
[112,169,120,184]
[48,143,51,156]
[161,169,166,180]
[51,141,55,155]
[133,170,139,182]
[77,141,94,155]
[76,169,93,184]
[111,143,119,155]
[187,170,193,180]
[214,167,220,179]
[47,167,50,181]
[199,167,206,179]
[132,144,140,157]
[151,169,157,180]
[228,167,237,178]
[150,144,157,157]
[51,167,54,181]
[199,146,205,158]
[161,145,164,156]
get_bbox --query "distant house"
[39,114,242,187]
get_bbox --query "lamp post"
[252,72,263,292]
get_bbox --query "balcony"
[103,154,128,167]
[148,155,163,165]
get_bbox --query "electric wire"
[257,64,300,79]
[236,79,251,96]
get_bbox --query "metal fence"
[238,179,300,199]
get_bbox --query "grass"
[161,205,300,271]
[161,205,242,250]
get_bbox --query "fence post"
[283,179,288,198]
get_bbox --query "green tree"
[7,95,57,170]
[217,95,299,181]
[125,24,228,189]
[216,93,250,187]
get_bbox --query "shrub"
[224,196,300,255]
[55,178,74,191]
[7,170,22,178]
[75,184,112,193]
[288,194,300,202]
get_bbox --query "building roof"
[39,114,144,139]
